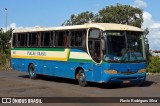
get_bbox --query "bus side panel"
[28,60,70,78]
[69,49,93,81]
[50,61,70,78]
[11,58,29,73]
[83,62,93,81]
[11,48,94,81]
[69,61,93,81]
[11,58,71,78]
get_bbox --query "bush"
[0,53,7,65]
[146,56,160,73]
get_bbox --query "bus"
[11,23,146,87]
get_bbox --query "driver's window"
[89,29,100,38]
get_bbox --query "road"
[0,70,160,106]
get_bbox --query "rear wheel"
[78,69,87,87]
[28,64,37,79]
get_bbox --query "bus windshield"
[103,31,145,63]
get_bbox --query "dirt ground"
[0,70,160,106]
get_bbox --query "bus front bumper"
[101,72,146,84]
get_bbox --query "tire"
[78,69,87,87]
[28,64,37,79]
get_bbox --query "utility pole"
[5,8,7,32]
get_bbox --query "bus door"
[88,39,102,82]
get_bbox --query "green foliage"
[147,56,160,73]
[72,11,95,25]
[0,53,6,65]
[98,4,143,28]
[0,29,12,68]
[0,29,12,54]
[64,4,143,28]
[62,11,96,26]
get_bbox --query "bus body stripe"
[11,48,65,51]
[11,55,67,61]
[11,48,92,62]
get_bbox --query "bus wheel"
[28,64,37,79]
[78,69,87,87]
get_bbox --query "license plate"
[123,80,130,84]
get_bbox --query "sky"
[0,0,160,50]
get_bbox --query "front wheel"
[78,69,87,87]
[28,64,37,79]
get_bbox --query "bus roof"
[13,23,143,33]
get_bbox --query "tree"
[64,4,143,28]
[72,11,95,25]
[62,11,96,26]
[0,29,12,55]
[98,4,143,28]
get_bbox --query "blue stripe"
[70,49,85,52]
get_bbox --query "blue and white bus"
[11,23,146,87]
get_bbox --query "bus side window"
[19,33,27,47]
[43,32,50,47]
[14,33,31,47]
[63,31,69,47]
[50,32,54,47]
[57,31,64,46]
[12,34,17,47]
[29,33,37,47]
[37,32,41,47]
[41,32,44,47]
[82,30,86,47]
[70,30,85,47]
[55,31,68,47]
[75,31,82,46]
[71,31,75,46]
[17,34,21,47]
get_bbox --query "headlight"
[138,69,146,73]
[104,70,118,74]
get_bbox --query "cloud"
[133,0,160,50]
[2,22,42,32]
[2,27,10,32]
[10,23,17,29]
[143,11,152,20]
[142,11,160,50]
[150,23,160,29]
[134,0,147,8]
[2,23,18,32]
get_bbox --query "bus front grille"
[119,71,136,75]
[117,77,137,80]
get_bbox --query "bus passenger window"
[63,35,68,47]
[12,34,17,47]
[17,34,21,46]
[29,33,37,47]
[75,33,82,46]
[17,33,27,47]
[57,31,64,46]
[43,32,50,47]
[71,30,84,47]
[50,32,54,47]
[55,31,68,47]
[37,33,41,47]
